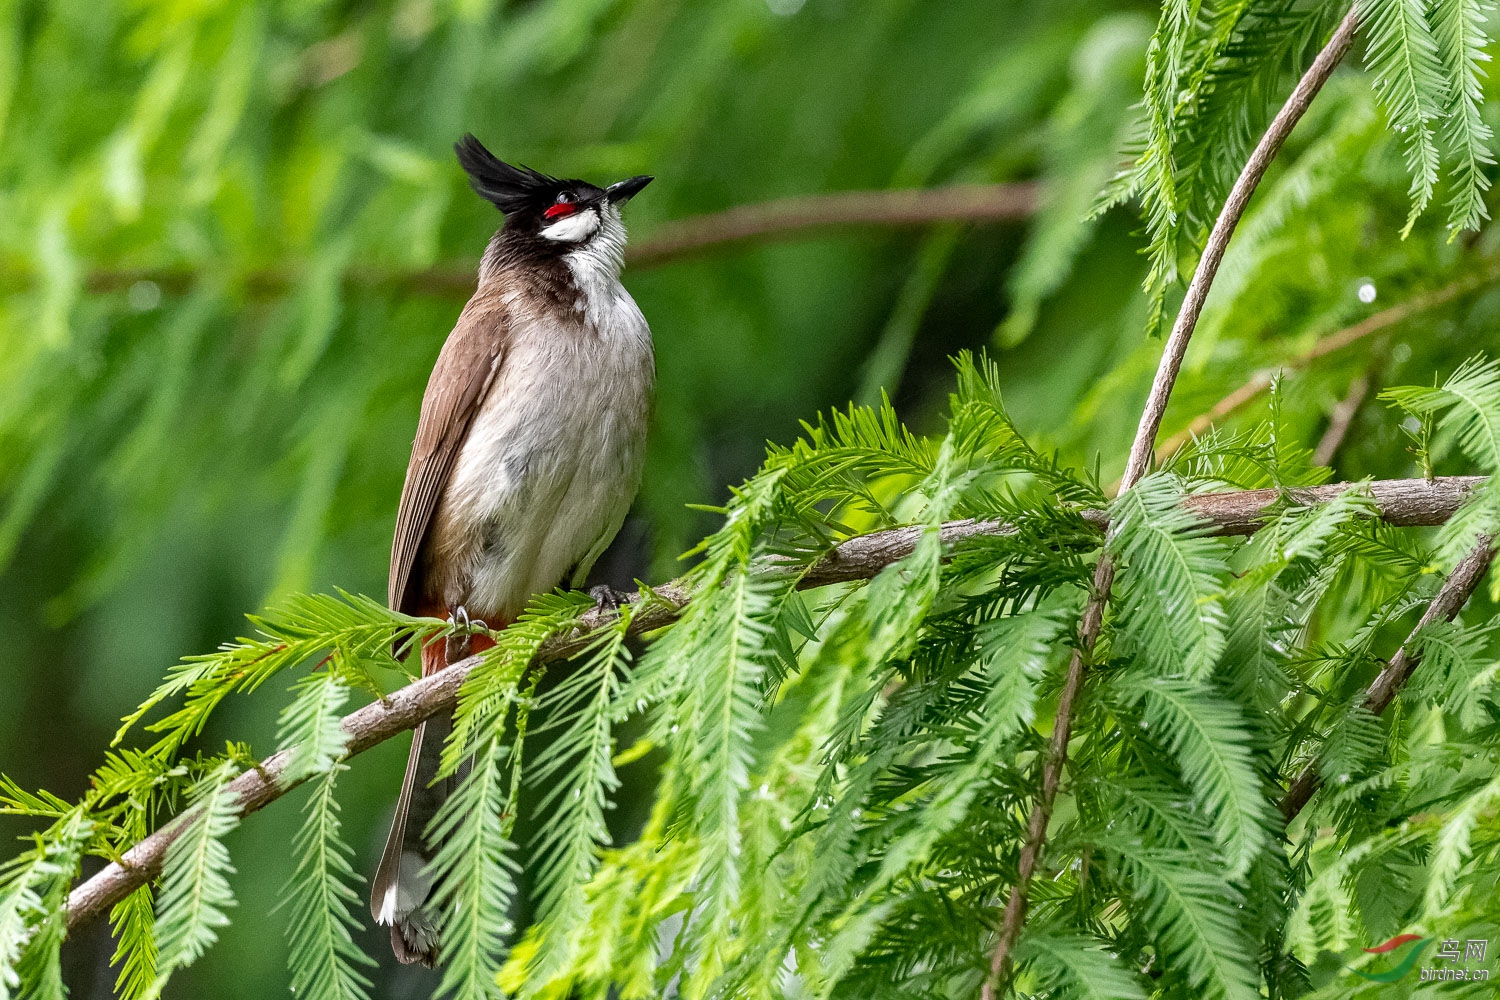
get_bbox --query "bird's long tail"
[370,626,497,965]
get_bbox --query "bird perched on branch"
[370,133,655,965]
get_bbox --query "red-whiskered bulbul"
[369,134,655,965]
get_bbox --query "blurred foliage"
[1,0,1500,997]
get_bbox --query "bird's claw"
[446,606,488,634]
[446,606,488,661]
[588,585,631,614]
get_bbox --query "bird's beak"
[604,175,653,205]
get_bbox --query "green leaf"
[108,886,157,1000]
[1381,355,1500,471]
[1315,701,1385,787]
[673,568,786,985]
[1429,0,1495,234]
[1017,928,1150,1000]
[1422,772,1500,916]
[1109,846,1260,1000]
[1430,478,1500,572]
[442,591,590,778]
[1121,677,1272,879]
[422,738,519,1000]
[815,610,1062,987]
[0,812,91,1000]
[276,671,353,784]
[519,611,633,993]
[1111,474,1231,679]
[146,760,242,996]
[117,592,435,758]
[1357,0,1449,232]
[280,767,374,1000]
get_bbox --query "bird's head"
[455,134,652,258]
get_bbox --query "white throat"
[558,204,629,327]
[557,211,639,342]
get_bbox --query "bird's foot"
[448,606,489,634]
[588,584,633,615]
[446,606,489,661]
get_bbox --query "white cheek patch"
[540,208,601,243]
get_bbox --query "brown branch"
[1279,537,1496,822]
[1155,266,1500,464]
[7,183,1039,300]
[61,472,1479,933]
[1311,372,1370,468]
[626,183,1039,266]
[798,476,1483,587]
[63,582,689,934]
[982,9,1362,994]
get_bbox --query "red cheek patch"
[544,202,577,220]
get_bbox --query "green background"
[1,0,1496,996]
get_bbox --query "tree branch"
[982,8,1362,993]
[1310,372,1371,468]
[62,472,1478,933]
[1279,536,1496,822]
[1154,265,1500,464]
[6,183,1039,300]
[627,183,1040,266]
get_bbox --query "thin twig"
[1311,372,1371,468]
[61,473,1479,932]
[1155,266,1500,464]
[627,183,1039,266]
[982,9,1362,994]
[3,183,1039,300]
[1279,537,1496,822]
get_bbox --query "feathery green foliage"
[1108,846,1261,1000]
[275,672,372,1000]
[281,768,374,1000]
[107,886,157,1000]
[440,593,593,778]
[277,672,354,784]
[519,610,632,992]
[5,357,1500,998]
[1119,677,1273,879]
[1384,355,1500,567]
[1016,930,1150,1000]
[0,812,91,1000]
[1431,0,1497,231]
[115,592,439,759]
[1382,354,1500,468]
[2,2,1500,998]
[1111,474,1231,678]
[147,760,241,996]
[1359,0,1449,231]
[423,737,519,1000]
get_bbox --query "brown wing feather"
[389,297,509,617]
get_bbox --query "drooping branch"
[6,183,1039,300]
[1279,536,1497,821]
[982,9,1363,993]
[62,472,1478,932]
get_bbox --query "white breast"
[423,263,654,623]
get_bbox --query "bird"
[369,133,655,966]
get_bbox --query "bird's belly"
[424,319,653,621]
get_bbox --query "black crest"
[454,134,562,215]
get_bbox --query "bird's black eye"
[544,191,580,219]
